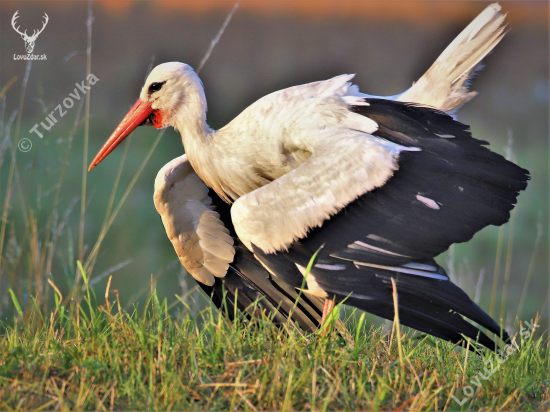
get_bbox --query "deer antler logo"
[11,11,49,54]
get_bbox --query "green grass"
[0,272,548,411]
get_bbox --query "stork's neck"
[172,94,236,201]
[172,78,277,203]
[175,103,270,203]
[173,94,217,183]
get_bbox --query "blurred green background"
[0,1,547,332]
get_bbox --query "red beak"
[88,99,154,171]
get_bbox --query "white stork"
[90,3,529,350]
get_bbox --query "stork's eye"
[148,81,166,95]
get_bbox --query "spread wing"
[234,99,528,350]
[154,155,351,335]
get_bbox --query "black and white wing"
[154,155,333,332]
[241,99,528,350]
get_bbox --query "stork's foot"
[320,298,336,337]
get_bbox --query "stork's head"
[89,62,207,171]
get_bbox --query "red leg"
[320,298,335,336]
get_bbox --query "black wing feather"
[253,243,507,351]
[249,99,527,351]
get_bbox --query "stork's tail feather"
[398,3,506,112]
